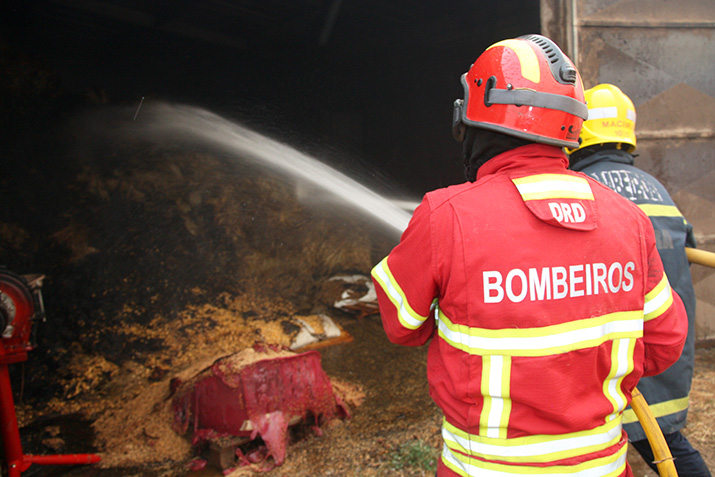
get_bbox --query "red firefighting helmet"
[452,34,587,148]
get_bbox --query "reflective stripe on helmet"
[588,107,618,120]
[488,88,589,119]
[587,106,636,123]
[487,39,541,83]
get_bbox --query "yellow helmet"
[567,83,636,154]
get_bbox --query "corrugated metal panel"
[543,0,715,340]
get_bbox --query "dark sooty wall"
[1,0,540,197]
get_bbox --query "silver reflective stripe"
[441,441,627,477]
[437,310,642,357]
[442,418,622,461]
[371,258,428,329]
[643,279,671,316]
[587,106,618,120]
[604,338,634,421]
[481,355,510,438]
[514,177,593,197]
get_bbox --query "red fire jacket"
[371,144,687,477]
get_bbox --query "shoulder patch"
[512,174,598,231]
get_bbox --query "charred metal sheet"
[542,0,715,339]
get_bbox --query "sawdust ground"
[225,328,715,477]
[13,317,715,477]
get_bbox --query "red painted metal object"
[171,344,349,468]
[0,270,101,476]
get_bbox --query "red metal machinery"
[0,268,100,476]
[171,345,350,471]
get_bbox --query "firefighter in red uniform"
[371,34,687,477]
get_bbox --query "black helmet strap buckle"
[452,99,467,141]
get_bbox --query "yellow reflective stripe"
[512,174,594,201]
[622,395,690,424]
[442,440,627,476]
[488,40,540,83]
[637,204,688,226]
[643,273,673,322]
[603,338,636,422]
[637,204,683,218]
[437,309,643,357]
[370,257,429,330]
[443,417,622,464]
[480,356,512,438]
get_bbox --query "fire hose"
[630,387,677,476]
[685,247,715,268]
[629,247,715,477]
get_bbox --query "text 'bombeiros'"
[483,261,636,303]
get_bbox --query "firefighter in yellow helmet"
[568,83,711,476]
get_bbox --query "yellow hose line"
[686,247,715,268]
[627,248,711,476]
[630,387,678,476]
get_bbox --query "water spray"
[133,96,145,121]
[128,102,414,235]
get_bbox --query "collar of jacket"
[476,143,569,181]
[570,148,635,172]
